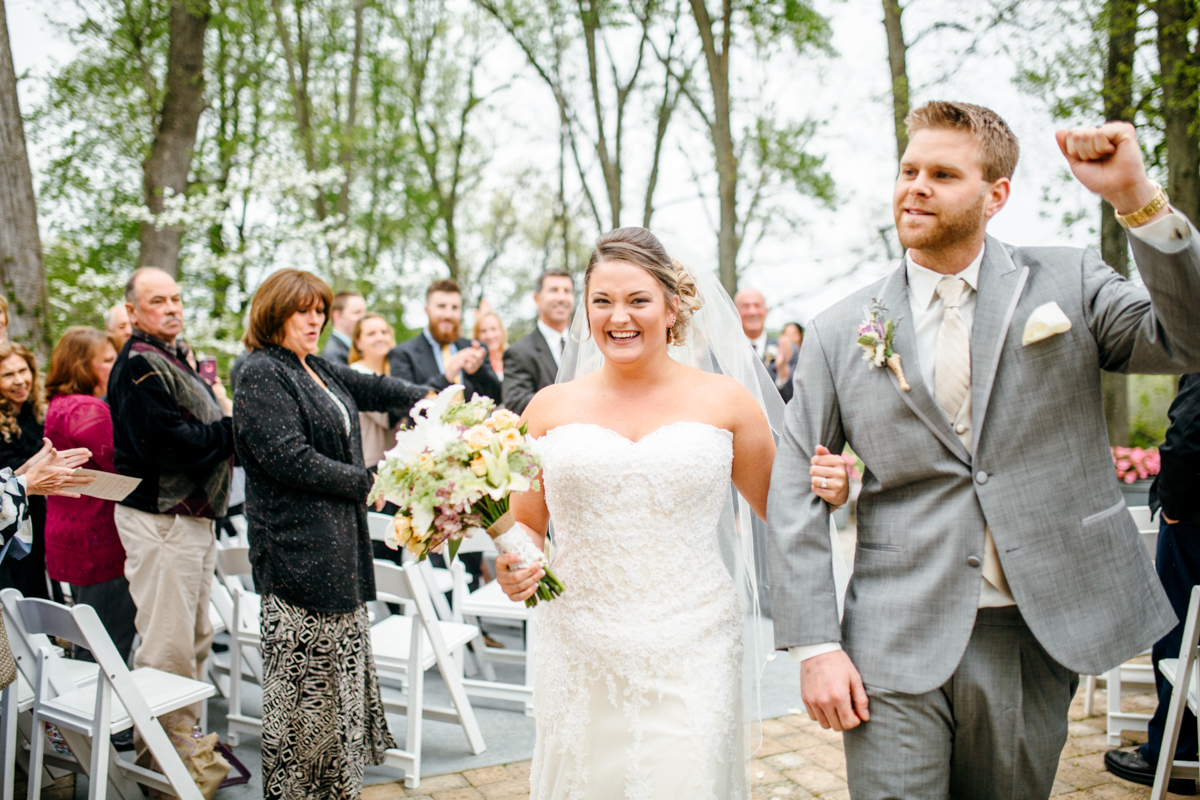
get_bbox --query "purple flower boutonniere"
[856,299,910,391]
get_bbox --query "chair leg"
[24,717,44,800]
[1106,665,1123,746]
[0,686,16,800]
[1083,674,1096,717]
[228,633,242,746]
[406,628,424,789]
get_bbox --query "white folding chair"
[1151,585,1200,798]
[18,597,214,800]
[371,560,485,788]
[450,527,535,714]
[367,512,455,621]
[1087,505,1159,742]
[0,591,100,800]
[216,546,263,746]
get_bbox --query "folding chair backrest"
[216,545,253,581]
[454,527,496,556]
[0,589,78,695]
[373,560,444,625]
[367,512,394,543]
[17,600,127,683]
[1128,505,1159,559]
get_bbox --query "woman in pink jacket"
[43,327,135,665]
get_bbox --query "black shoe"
[1105,747,1198,794]
[111,728,135,752]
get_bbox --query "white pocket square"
[1022,301,1073,346]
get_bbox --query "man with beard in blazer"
[502,269,575,415]
[388,278,502,417]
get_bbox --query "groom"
[769,101,1200,799]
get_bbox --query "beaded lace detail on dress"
[532,421,744,800]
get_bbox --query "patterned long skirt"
[260,594,396,800]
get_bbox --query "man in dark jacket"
[108,267,236,758]
[388,279,501,417]
[502,269,574,414]
[1107,373,1200,793]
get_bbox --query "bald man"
[735,288,798,403]
[107,267,234,769]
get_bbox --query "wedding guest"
[43,328,136,667]
[781,321,804,349]
[0,297,8,343]
[108,267,235,763]
[502,269,574,414]
[348,313,401,469]
[1106,372,1200,792]
[735,288,797,402]
[389,278,501,411]
[233,269,430,800]
[320,290,366,365]
[105,303,133,350]
[473,311,508,384]
[0,342,57,601]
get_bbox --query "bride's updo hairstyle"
[584,227,703,345]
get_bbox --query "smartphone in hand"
[197,356,218,386]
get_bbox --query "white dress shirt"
[789,211,1192,664]
[538,319,567,369]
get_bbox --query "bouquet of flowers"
[368,385,566,606]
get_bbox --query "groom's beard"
[896,193,987,253]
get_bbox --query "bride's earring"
[667,319,677,346]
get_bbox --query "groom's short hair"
[905,101,1019,183]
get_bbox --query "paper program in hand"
[71,469,142,502]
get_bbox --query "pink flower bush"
[1111,446,1161,484]
[841,452,863,482]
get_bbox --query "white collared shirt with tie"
[788,210,1195,665]
[537,318,566,369]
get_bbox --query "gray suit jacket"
[768,229,1200,694]
[502,328,559,415]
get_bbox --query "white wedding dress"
[531,420,747,800]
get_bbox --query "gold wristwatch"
[1115,184,1169,228]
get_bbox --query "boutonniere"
[764,343,778,365]
[857,299,910,391]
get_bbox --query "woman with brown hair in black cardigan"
[233,269,430,800]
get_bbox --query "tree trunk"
[1157,0,1200,226]
[139,0,211,276]
[882,0,909,162]
[0,0,48,357]
[689,0,739,295]
[1101,0,1138,445]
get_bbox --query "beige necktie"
[442,343,461,384]
[934,276,1012,601]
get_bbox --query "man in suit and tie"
[502,269,575,415]
[769,102,1200,799]
[388,279,502,414]
[320,290,366,365]
[736,288,799,402]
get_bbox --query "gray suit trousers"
[843,607,1078,800]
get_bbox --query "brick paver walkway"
[360,682,1191,800]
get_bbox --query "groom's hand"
[1056,122,1165,221]
[801,650,869,731]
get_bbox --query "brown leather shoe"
[482,633,506,649]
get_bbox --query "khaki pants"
[114,505,216,757]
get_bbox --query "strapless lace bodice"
[531,421,745,800]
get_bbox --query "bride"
[496,227,850,799]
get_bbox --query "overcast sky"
[7,0,1104,329]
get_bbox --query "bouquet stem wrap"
[486,511,566,607]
